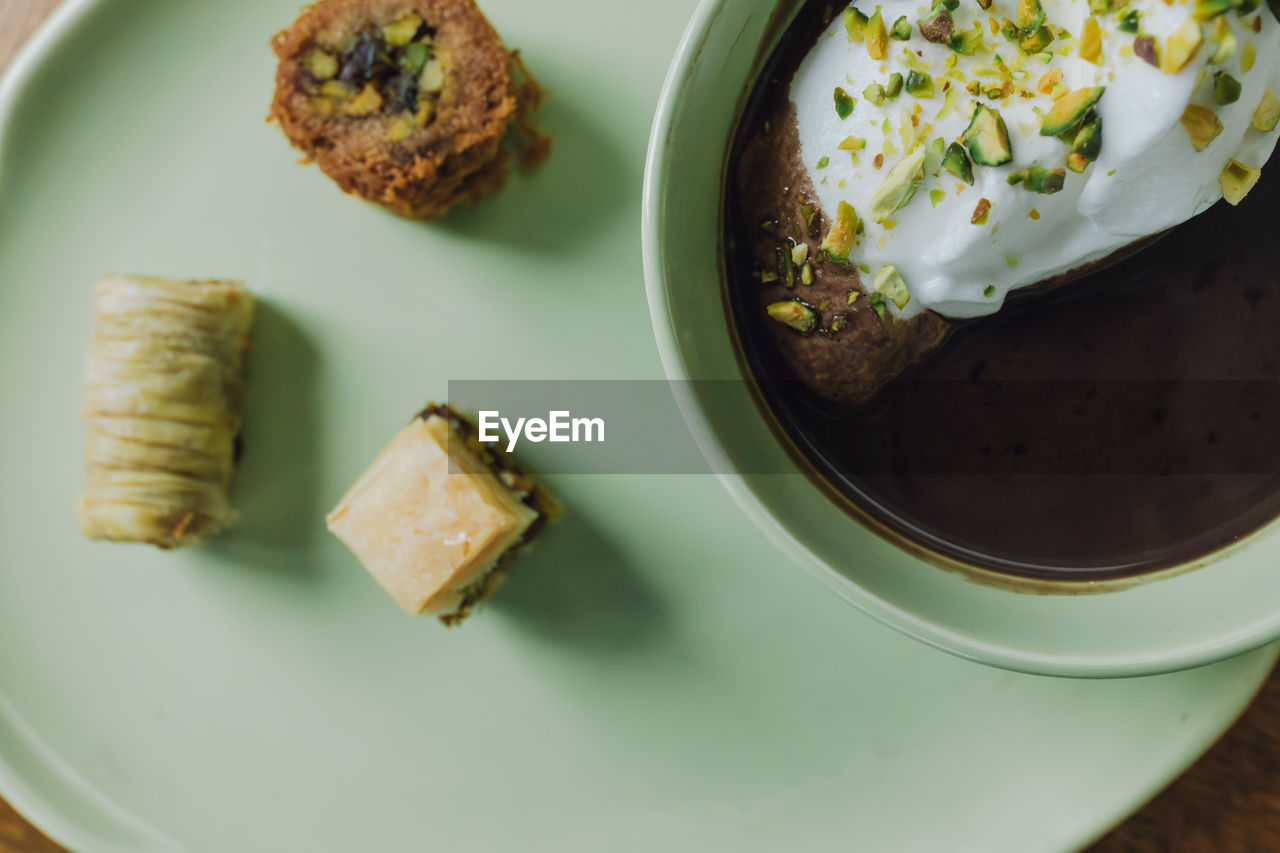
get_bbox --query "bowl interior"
[642,0,1280,677]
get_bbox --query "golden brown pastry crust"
[269,0,542,220]
[79,275,253,549]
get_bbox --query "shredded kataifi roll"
[79,275,254,549]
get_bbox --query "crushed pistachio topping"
[1241,41,1257,72]
[1118,10,1140,32]
[1007,165,1067,193]
[962,103,1014,165]
[1213,71,1243,104]
[1161,19,1204,73]
[1253,87,1280,130]
[869,292,888,317]
[844,6,870,40]
[930,188,947,206]
[1005,254,1020,266]
[1017,0,1047,34]
[1080,17,1104,63]
[984,284,998,297]
[1134,35,1159,66]
[905,71,936,97]
[867,9,891,59]
[1192,0,1241,20]
[941,141,976,184]
[891,16,914,39]
[766,300,817,333]
[1040,87,1105,136]
[1181,104,1224,150]
[817,156,831,168]
[1209,16,1238,62]
[835,87,856,118]
[873,264,912,308]
[971,197,993,224]
[1220,158,1261,204]
[868,147,928,222]
[920,7,956,43]
[820,201,862,262]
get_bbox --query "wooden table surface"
[4,1,1280,851]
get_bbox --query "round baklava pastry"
[269,0,548,220]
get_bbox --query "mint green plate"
[0,1,1275,851]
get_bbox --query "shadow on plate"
[205,299,324,577]
[493,511,668,655]
[435,92,628,255]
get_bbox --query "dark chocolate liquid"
[727,9,1280,579]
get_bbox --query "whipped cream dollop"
[792,0,1280,318]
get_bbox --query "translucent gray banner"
[444,380,1280,476]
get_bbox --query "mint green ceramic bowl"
[641,0,1280,677]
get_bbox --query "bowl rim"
[640,0,1280,678]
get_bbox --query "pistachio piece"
[1018,25,1054,53]
[399,42,430,77]
[1080,17,1103,63]
[963,103,1014,165]
[1007,165,1066,193]
[838,136,868,150]
[1180,104,1224,150]
[885,73,905,98]
[1017,0,1046,33]
[820,201,861,262]
[1242,41,1257,72]
[766,301,817,333]
[303,49,339,80]
[844,6,870,41]
[1134,36,1159,66]
[1040,87,1105,136]
[873,265,912,310]
[1219,158,1261,204]
[413,97,435,127]
[834,87,855,117]
[1209,16,1239,62]
[342,82,384,116]
[1118,9,1140,32]
[863,83,888,106]
[1253,87,1280,130]
[867,9,890,59]
[420,59,446,94]
[1161,19,1204,74]
[971,197,992,225]
[905,71,935,98]
[382,13,424,47]
[791,242,810,266]
[1066,115,1102,171]
[1089,0,1112,12]
[868,147,928,222]
[388,114,416,143]
[942,141,975,184]
[1193,0,1241,20]
[950,27,984,54]
[319,79,355,99]
[1214,71,1243,104]
[919,8,955,43]
[891,16,914,39]
[309,96,337,116]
